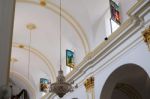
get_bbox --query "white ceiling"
[11,0,109,97]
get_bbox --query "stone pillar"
[0,0,16,86]
[84,77,95,99]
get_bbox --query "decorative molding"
[40,0,149,98]
[127,0,149,16]
[143,26,150,50]
[66,0,150,83]
[84,76,94,92]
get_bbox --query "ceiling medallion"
[40,0,46,6]
[26,23,36,30]
[18,44,24,48]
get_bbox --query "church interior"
[0,0,150,99]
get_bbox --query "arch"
[12,42,56,81]
[9,71,37,99]
[114,83,142,99]
[100,63,150,99]
[16,0,90,54]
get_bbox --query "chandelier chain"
[59,0,62,70]
[28,30,32,80]
[50,0,74,98]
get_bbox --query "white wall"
[95,34,150,99]
[59,1,150,99]
[92,0,138,50]
[119,0,137,23]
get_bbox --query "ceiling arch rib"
[10,71,37,99]
[12,43,56,81]
[16,0,90,54]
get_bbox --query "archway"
[9,71,36,99]
[100,64,150,99]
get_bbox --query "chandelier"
[49,0,73,98]
[50,70,73,98]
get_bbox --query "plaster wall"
[61,1,150,99]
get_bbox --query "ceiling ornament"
[18,44,24,48]
[49,0,75,98]
[26,23,36,30]
[143,26,150,50]
[40,0,46,6]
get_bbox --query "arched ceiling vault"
[16,0,90,54]
[12,42,56,81]
[12,0,91,97]
[11,0,110,97]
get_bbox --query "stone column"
[0,0,16,87]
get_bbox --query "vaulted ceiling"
[11,0,109,97]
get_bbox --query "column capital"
[84,76,94,92]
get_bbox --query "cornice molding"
[47,1,150,98]
[66,0,150,82]
[127,0,150,16]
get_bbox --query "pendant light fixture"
[26,23,36,80]
[49,0,73,98]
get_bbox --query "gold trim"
[26,23,36,30]
[18,44,24,48]
[143,26,150,50]
[84,76,95,99]
[40,0,46,6]
[84,76,94,92]
[66,0,149,84]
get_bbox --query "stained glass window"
[110,0,121,25]
[66,49,75,68]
